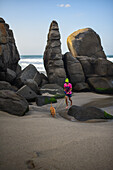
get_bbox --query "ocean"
[19,55,46,74]
[19,55,113,74]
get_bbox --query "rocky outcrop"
[39,73,48,87]
[63,52,85,84]
[17,85,38,101]
[43,21,66,87]
[0,81,12,90]
[24,79,40,94]
[0,90,29,116]
[67,28,106,59]
[77,56,113,78]
[68,105,113,121]
[63,52,90,91]
[73,82,90,92]
[88,77,113,94]
[66,28,113,93]
[15,64,42,88]
[0,18,21,83]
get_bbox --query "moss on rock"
[95,88,113,94]
[53,93,65,99]
[45,97,57,104]
[104,111,113,119]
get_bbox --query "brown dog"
[50,103,56,117]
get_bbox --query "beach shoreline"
[0,92,113,170]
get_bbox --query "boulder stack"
[0,17,21,83]
[66,28,113,93]
[43,21,66,87]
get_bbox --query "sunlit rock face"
[67,28,106,59]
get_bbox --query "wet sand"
[0,92,113,170]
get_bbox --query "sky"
[1,0,113,55]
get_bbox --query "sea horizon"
[19,54,113,75]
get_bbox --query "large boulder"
[33,72,42,86]
[17,85,38,101]
[0,18,20,82]
[87,77,113,94]
[63,52,85,85]
[24,79,40,94]
[73,82,90,92]
[39,73,48,87]
[77,56,113,78]
[0,90,29,116]
[68,105,113,121]
[67,28,106,59]
[0,81,12,90]
[43,21,66,87]
[15,64,41,88]
[6,68,16,83]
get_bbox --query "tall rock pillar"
[43,21,66,87]
[0,18,21,82]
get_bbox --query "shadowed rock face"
[0,17,20,82]
[63,52,85,85]
[0,90,29,116]
[67,28,106,59]
[43,21,66,87]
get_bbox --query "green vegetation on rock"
[104,111,113,119]
[95,88,113,94]
[45,97,57,104]
[53,93,65,99]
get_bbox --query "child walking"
[64,78,72,109]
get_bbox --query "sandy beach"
[0,92,113,170]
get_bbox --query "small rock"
[26,160,35,169]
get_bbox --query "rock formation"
[77,56,113,78]
[67,28,106,58]
[0,17,21,83]
[43,21,66,87]
[0,90,29,116]
[66,28,113,93]
[17,85,38,101]
[63,52,85,84]
[68,105,113,121]
[15,64,41,88]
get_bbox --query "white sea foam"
[107,57,113,62]
[19,55,113,74]
[19,55,46,73]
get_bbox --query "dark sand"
[0,92,113,170]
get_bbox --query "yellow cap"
[65,78,69,83]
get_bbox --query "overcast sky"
[1,0,113,55]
